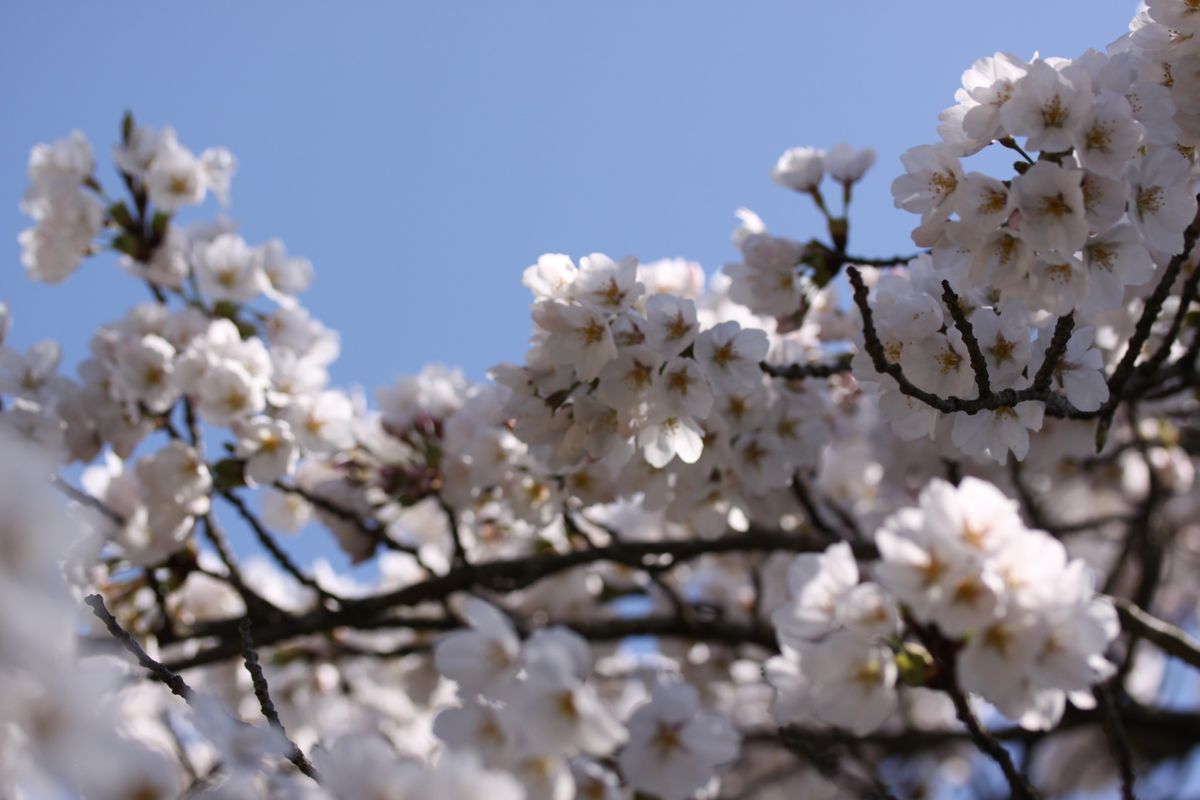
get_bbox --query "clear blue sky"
[2,1,1138,387]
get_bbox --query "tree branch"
[761,357,853,380]
[943,679,1042,800]
[239,620,318,781]
[941,280,991,397]
[221,490,341,605]
[161,529,850,670]
[1096,209,1200,443]
[1093,683,1138,800]
[847,267,1082,418]
[84,593,194,702]
[1113,597,1200,672]
[1030,312,1075,394]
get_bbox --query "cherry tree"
[4,2,1200,798]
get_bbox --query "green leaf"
[108,202,135,231]
[211,458,247,492]
[151,210,171,242]
[121,111,134,145]
[896,642,936,687]
[235,319,259,340]
[112,233,140,258]
[213,300,240,319]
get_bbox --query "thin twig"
[943,680,1042,800]
[570,512,696,623]
[844,253,921,268]
[438,498,470,567]
[161,709,199,782]
[1096,210,1200,443]
[200,514,281,617]
[1143,262,1200,376]
[790,475,846,541]
[84,593,194,701]
[143,567,177,643]
[221,490,341,604]
[274,480,421,557]
[760,358,853,380]
[1030,313,1075,394]
[1093,684,1137,800]
[1113,597,1200,672]
[941,280,991,397]
[239,619,319,781]
[182,398,201,449]
[52,476,126,525]
[847,267,1082,418]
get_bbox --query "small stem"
[999,136,1035,164]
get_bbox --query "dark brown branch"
[1008,461,1131,538]
[239,620,318,781]
[1143,261,1200,376]
[1093,684,1137,800]
[162,529,851,670]
[1096,209,1200,443]
[220,490,341,605]
[143,567,177,643]
[199,514,282,618]
[53,476,126,525]
[761,702,1200,764]
[844,253,921,268]
[913,622,1042,799]
[1008,459,1051,532]
[943,679,1042,800]
[761,358,853,380]
[790,475,845,542]
[848,267,1081,418]
[274,480,420,557]
[570,513,696,623]
[1113,597,1200,672]
[438,497,470,566]
[1030,312,1075,394]
[941,281,991,397]
[84,593,194,702]
[182,398,201,448]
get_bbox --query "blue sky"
[3,1,1138,388]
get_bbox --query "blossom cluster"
[498,253,838,536]
[768,478,1119,736]
[431,598,738,800]
[859,3,1200,462]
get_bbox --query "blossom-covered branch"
[6,3,1200,796]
